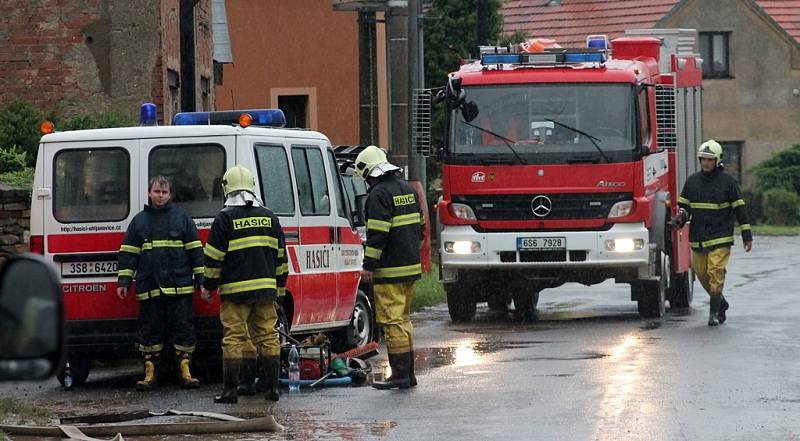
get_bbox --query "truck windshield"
[450,83,637,163]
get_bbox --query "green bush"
[741,187,763,223]
[59,111,131,131]
[0,146,28,174]
[0,100,46,167]
[0,99,131,180]
[762,188,800,225]
[750,144,800,195]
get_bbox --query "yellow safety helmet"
[221,165,255,197]
[354,145,400,179]
[697,139,723,163]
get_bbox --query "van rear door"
[43,139,139,321]
[139,136,234,319]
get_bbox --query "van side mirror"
[0,254,64,381]
[354,194,367,227]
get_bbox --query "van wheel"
[338,290,376,351]
[56,355,91,388]
[446,282,476,322]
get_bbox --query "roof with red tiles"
[755,1,800,44]
[502,0,800,47]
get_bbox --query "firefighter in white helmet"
[354,145,425,389]
[670,140,752,326]
[201,165,288,403]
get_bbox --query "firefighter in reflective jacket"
[355,145,424,390]
[117,175,204,391]
[201,165,288,404]
[673,140,753,326]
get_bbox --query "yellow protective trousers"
[374,282,415,354]
[220,300,280,360]
[692,246,731,297]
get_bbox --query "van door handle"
[329,226,336,244]
[36,187,52,200]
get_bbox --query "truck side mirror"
[0,253,64,381]
[354,194,367,227]
[461,101,479,122]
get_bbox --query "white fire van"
[29,107,376,386]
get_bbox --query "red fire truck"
[436,29,703,321]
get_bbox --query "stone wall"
[0,184,30,256]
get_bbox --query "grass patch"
[0,395,52,425]
[412,265,446,311]
[742,224,800,236]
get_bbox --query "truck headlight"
[608,200,633,218]
[449,203,477,221]
[444,241,481,254]
[604,238,644,252]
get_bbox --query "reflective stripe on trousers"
[692,247,731,297]
[374,282,416,354]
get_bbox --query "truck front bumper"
[440,222,650,271]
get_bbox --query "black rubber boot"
[719,296,729,324]
[372,353,411,390]
[237,358,257,396]
[409,350,417,388]
[261,356,280,402]
[214,359,240,404]
[708,295,722,327]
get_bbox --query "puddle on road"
[368,339,598,382]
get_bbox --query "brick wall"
[0,0,214,124]
[0,184,31,257]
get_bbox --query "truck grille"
[454,193,632,221]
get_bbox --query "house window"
[279,95,309,129]
[720,141,743,183]
[699,32,731,79]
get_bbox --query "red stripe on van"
[48,233,126,253]
[299,226,331,244]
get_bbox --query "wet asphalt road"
[4,235,800,441]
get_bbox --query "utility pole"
[477,0,490,46]
[407,0,423,183]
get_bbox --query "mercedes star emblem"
[531,195,552,218]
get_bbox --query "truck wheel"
[487,294,510,312]
[56,355,91,388]
[446,282,476,322]
[636,279,666,318]
[512,289,539,321]
[669,269,694,309]
[339,291,376,351]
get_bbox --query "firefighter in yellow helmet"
[201,165,288,403]
[355,145,425,389]
[671,140,752,326]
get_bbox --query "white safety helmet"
[354,145,400,179]
[221,165,256,197]
[697,139,723,163]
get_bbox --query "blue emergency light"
[481,53,523,64]
[140,103,158,126]
[172,109,287,127]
